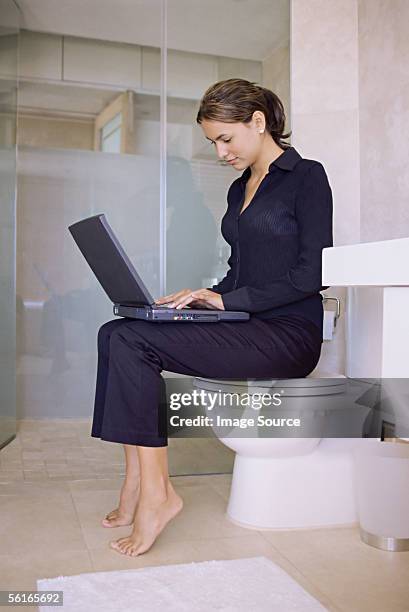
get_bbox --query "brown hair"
[196,78,291,149]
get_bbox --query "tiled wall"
[358,0,409,242]
[291,0,361,374]
[291,0,408,376]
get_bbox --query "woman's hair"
[196,78,291,149]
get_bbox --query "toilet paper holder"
[322,296,341,328]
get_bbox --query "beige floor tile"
[81,447,115,459]
[168,438,234,476]
[16,420,42,432]
[4,420,408,612]
[88,532,275,570]
[69,474,103,481]
[91,462,124,471]
[42,449,68,459]
[69,488,133,549]
[170,473,232,502]
[0,549,93,591]
[68,478,123,492]
[64,449,87,459]
[19,436,45,445]
[0,447,22,461]
[44,459,69,467]
[207,474,232,501]
[78,437,109,448]
[40,433,78,442]
[66,460,96,471]
[171,473,230,488]
[23,471,48,481]
[0,459,23,469]
[0,480,71,496]
[70,479,248,550]
[44,464,71,474]
[21,451,46,460]
[158,483,253,543]
[0,470,24,482]
[22,460,45,468]
[260,526,409,612]
[46,473,76,481]
[0,491,87,556]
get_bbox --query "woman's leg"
[96,316,321,554]
[102,444,140,527]
[110,445,183,556]
[92,319,141,527]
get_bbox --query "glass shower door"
[0,0,19,448]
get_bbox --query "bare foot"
[110,482,183,556]
[101,481,140,528]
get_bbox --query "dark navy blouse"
[209,146,333,335]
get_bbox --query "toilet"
[193,370,374,530]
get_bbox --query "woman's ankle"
[139,476,174,505]
[123,477,140,491]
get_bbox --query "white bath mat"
[37,556,327,611]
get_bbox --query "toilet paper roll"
[323,310,336,341]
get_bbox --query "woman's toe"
[102,516,127,528]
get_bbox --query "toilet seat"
[193,370,346,397]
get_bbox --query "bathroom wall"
[262,43,290,136]
[291,0,408,375]
[358,0,409,242]
[291,0,360,375]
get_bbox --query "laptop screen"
[68,214,154,306]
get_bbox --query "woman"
[93,78,333,557]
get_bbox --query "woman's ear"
[251,110,266,133]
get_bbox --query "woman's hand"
[155,288,225,310]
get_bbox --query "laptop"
[68,214,249,323]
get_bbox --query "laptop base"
[114,304,249,323]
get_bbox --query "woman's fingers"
[155,289,223,310]
[155,289,193,305]
[174,290,208,310]
[154,294,176,304]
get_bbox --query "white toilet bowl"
[193,370,373,530]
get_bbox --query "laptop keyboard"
[154,304,188,310]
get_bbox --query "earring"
[259,129,264,134]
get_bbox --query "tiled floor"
[1,420,409,612]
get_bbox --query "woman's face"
[200,116,263,171]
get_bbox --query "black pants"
[91,315,323,447]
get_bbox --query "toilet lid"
[193,373,347,397]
